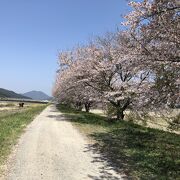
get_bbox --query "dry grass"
[0,101,46,112]
[125,110,180,134]
[88,108,180,134]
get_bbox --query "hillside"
[23,91,51,100]
[0,88,31,99]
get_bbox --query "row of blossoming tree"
[53,0,179,120]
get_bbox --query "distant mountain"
[0,88,31,99]
[23,91,51,100]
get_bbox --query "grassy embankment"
[0,104,47,174]
[57,104,180,180]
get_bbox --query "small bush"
[168,113,180,131]
[103,103,116,119]
[126,111,149,126]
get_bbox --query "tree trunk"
[116,98,131,120]
[84,102,91,112]
[108,99,130,121]
[116,107,124,120]
[75,102,82,111]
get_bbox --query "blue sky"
[0,0,130,95]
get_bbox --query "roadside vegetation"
[0,104,47,174]
[57,104,180,179]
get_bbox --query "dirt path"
[4,105,123,180]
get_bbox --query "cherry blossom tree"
[53,31,153,120]
[53,48,99,112]
[123,0,180,108]
[53,0,179,121]
[73,33,152,120]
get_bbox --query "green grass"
[0,105,47,171]
[57,104,180,180]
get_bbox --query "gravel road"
[4,105,123,180]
